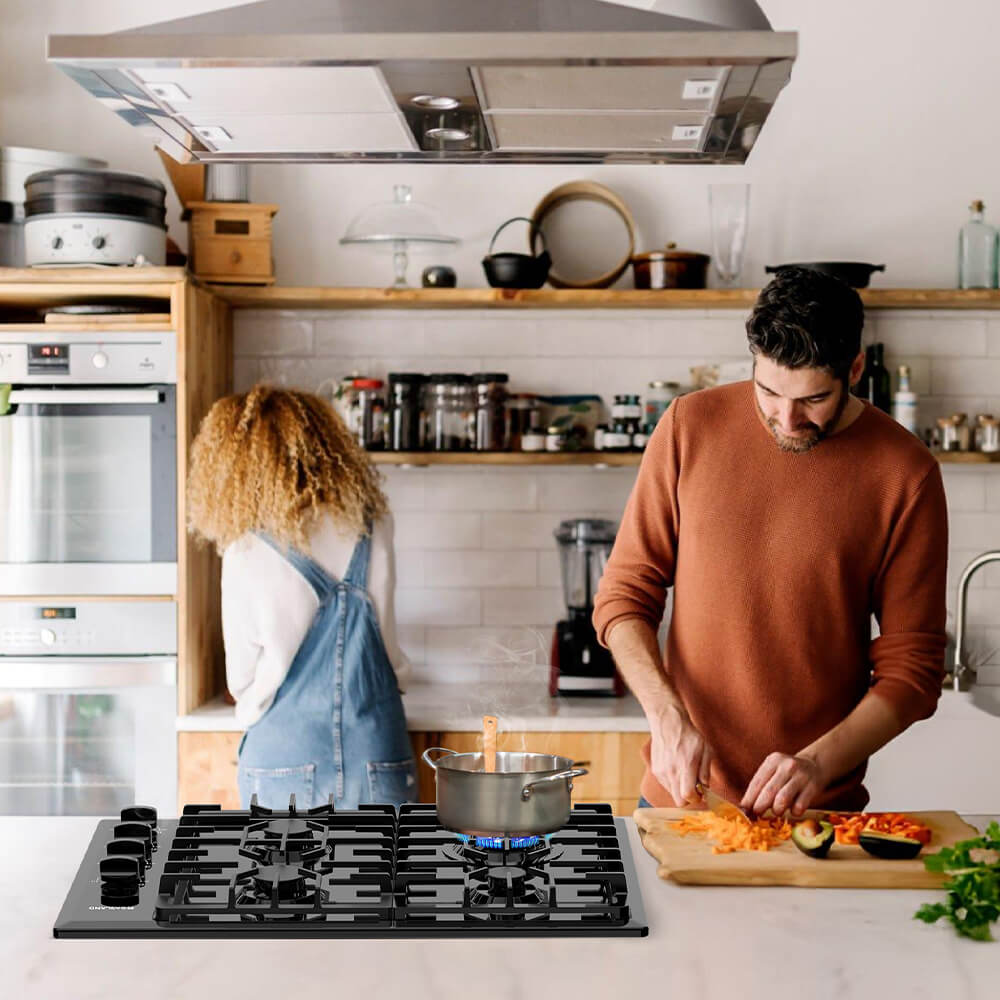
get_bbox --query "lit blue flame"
[455,834,542,849]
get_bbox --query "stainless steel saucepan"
[421,748,588,837]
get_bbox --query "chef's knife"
[696,781,756,823]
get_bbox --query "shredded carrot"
[668,811,793,854]
[827,812,932,846]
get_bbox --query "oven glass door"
[0,658,176,816]
[0,386,175,587]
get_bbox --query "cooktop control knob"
[51,235,63,250]
[113,824,152,864]
[92,235,107,250]
[39,628,56,646]
[106,838,148,874]
[91,351,108,370]
[121,805,158,847]
[99,856,141,908]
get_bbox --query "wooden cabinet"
[178,730,648,816]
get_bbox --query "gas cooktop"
[53,798,648,937]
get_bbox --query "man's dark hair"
[745,266,864,382]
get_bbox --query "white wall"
[235,306,1000,689]
[3,1,1000,287]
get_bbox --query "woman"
[187,384,415,810]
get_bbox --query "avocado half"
[791,818,835,859]
[858,829,923,860]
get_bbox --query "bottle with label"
[867,343,891,413]
[958,200,999,289]
[603,421,632,452]
[892,364,919,435]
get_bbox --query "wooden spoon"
[482,715,498,773]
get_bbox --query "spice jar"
[521,426,547,452]
[546,423,568,452]
[352,379,385,450]
[387,373,425,451]
[425,374,474,451]
[471,372,510,451]
[954,412,971,451]
[936,415,962,452]
[602,421,633,452]
[977,413,1000,453]
[506,394,541,451]
[644,381,681,428]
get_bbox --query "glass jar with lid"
[644,380,681,428]
[505,393,541,452]
[977,413,1000,453]
[425,374,474,451]
[471,372,510,451]
[354,378,385,450]
[387,373,426,451]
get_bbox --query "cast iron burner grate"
[52,797,648,937]
[394,802,633,928]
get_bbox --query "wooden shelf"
[370,450,997,467]
[369,451,642,467]
[933,451,1000,463]
[207,285,1000,311]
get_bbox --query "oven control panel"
[0,602,177,657]
[0,331,176,384]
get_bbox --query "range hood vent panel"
[48,0,796,164]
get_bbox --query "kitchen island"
[3,816,996,1000]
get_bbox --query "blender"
[550,518,624,698]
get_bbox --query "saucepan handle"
[520,767,589,800]
[421,747,458,771]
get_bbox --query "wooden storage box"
[187,201,278,285]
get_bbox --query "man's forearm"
[798,691,904,787]
[606,618,685,722]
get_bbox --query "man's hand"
[649,704,713,807]
[741,752,824,819]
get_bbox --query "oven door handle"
[0,658,176,688]
[7,389,162,405]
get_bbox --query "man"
[592,267,947,818]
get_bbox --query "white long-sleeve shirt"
[221,513,412,728]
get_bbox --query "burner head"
[487,865,527,899]
[252,862,309,902]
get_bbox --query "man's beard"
[757,384,849,454]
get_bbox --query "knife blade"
[696,781,756,823]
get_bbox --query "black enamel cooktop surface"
[53,798,648,937]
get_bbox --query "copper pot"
[632,243,710,290]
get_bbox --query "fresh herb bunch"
[915,821,1000,941]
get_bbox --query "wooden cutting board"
[634,807,980,888]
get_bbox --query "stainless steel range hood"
[48,0,796,165]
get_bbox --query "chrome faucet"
[951,550,1000,691]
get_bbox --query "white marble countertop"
[177,681,650,733]
[3,815,998,1000]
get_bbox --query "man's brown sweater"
[592,381,948,810]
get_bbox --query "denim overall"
[236,528,417,810]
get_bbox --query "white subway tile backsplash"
[940,470,986,511]
[394,550,427,588]
[423,471,538,511]
[931,359,1000,396]
[875,316,987,357]
[396,587,481,626]
[232,305,1000,686]
[315,315,425,356]
[643,318,749,358]
[536,469,635,513]
[482,587,565,626]
[234,313,314,356]
[483,512,572,550]
[393,511,481,550]
[232,359,259,392]
[425,550,537,588]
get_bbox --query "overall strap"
[343,520,374,590]
[255,532,337,600]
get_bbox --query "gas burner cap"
[487,865,527,898]
[252,863,309,902]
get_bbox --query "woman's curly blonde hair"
[187,383,388,553]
